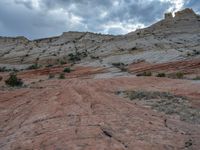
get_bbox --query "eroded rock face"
[175,8,197,19]
[164,8,198,21]
[164,13,173,20]
[0,8,200,68]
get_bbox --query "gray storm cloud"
[0,0,199,39]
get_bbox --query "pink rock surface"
[1,71,200,149]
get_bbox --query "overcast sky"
[0,0,199,39]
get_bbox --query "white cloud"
[31,0,40,9]
[100,11,108,19]
[102,21,145,34]
[160,0,188,13]
[15,0,41,9]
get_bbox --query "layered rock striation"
[0,8,199,67]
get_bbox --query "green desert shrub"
[156,73,166,77]
[27,64,39,70]
[0,67,11,72]
[46,64,53,68]
[193,76,200,80]
[5,73,23,87]
[63,67,71,73]
[112,62,125,67]
[112,62,128,72]
[59,73,65,79]
[125,91,174,100]
[136,71,152,77]
[60,60,67,65]
[0,67,6,72]
[68,51,88,62]
[176,72,184,79]
[90,55,99,59]
[68,53,81,62]
[48,74,55,79]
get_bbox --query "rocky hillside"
[0,8,199,69]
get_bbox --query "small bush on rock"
[193,76,200,80]
[176,72,184,79]
[136,71,152,76]
[27,64,39,70]
[59,73,65,79]
[156,73,166,77]
[48,74,55,79]
[63,67,71,73]
[0,67,11,72]
[5,73,23,87]
[60,60,67,65]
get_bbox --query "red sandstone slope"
[128,59,200,76]
[0,67,200,149]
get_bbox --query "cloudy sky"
[0,0,199,39]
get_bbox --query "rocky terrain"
[0,8,200,150]
[0,8,200,68]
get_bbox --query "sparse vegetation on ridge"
[60,60,67,65]
[68,53,81,62]
[90,55,99,59]
[27,64,40,70]
[112,62,125,68]
[63,67,71,73]
[175,72,184,79]
[46,64,54,68]
[5,73,23,87]
[192,76,200,80]
[68,51,88,63]
[112,62,128,72]
[59,73,65,79]
[156,73,166,77]
[0,67,7,72]
[0,67,14,72]
[48,74,55,79]
[118,90,200,124]
[136,71,152,76]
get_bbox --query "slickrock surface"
[1,73,200,150]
